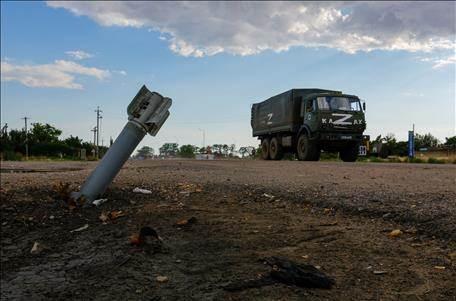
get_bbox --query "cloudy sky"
[1,1,455,151]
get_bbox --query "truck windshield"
[317,96,361,111]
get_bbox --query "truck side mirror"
[363,102,366,111]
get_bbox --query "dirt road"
[1,160,455,300]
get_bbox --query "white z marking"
[267,113,273,125]
[332,113,352,125]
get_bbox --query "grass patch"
[408,157,425,163]
[427,157,445,164]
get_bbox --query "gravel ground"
[1,159,455,300]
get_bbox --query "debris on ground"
[389,229,403,237]
[373,270,388,275]
[174,217,197,227]
[156,276,169,283]
[30,242,45,255]
[93,198,108,206]
[262,193,274,199]
[53,182,87,209]
[99,212,109,223]
[99,210,126,223]
[133,187,152,194]
[434,266,446,270]
[224,256,334,291]
[53,182,72,201]
[70,224,89,233]
[177,183,203,195]
[130,226,162,246]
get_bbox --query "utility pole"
[95,106,103,159]
[91,126,97,146]
[21,117,30,160]
[198,128,205,149]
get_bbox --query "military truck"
[251,89,366,162]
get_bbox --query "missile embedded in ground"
[72,85,172,203]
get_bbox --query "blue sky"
[1,1,455,152]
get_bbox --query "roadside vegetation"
[1,122,455,163]
[0,123,108,161]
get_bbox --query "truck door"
[302,99,318,133]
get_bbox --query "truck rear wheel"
[261,138,270,160]
[297,134,318,161]
[269,137,284,160]
[340,143,359,162]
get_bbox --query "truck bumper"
[319,133,363,142]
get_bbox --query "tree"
[198,146,206,154]
[136,146,154,158]
[444,136,456,148]
[222,144,229,156]
[239,147,248,158]
[159,143,179,156]
[29,123,62,144]
[415,133,439,149]
[239,146,255,158]
[64,135,83,149]
[212,144,223,155]
[178,144,197,158]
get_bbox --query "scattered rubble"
[70,224,89,233]
[174,217,197,227]
[389,229,403,237]
[93,198,108,206]
[156,276,169,283]
[30,242,45,255]
[133,187,152,194]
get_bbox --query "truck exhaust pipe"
[72,85,172,203]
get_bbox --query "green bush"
[369,157,384,163]
[2,151,23,161]
[408,157,425,163]
[427,157,445,164]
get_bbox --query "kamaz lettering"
[321,114,364,126]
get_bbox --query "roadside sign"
[408,130,415,158]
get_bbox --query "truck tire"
[261,138,270,160]
[269,137,284,160]
[340,143,359,162]
[297,133,318,161]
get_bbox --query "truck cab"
[298,93,366,161]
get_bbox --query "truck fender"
[298,125,311,139]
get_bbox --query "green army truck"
[251,89,366,162]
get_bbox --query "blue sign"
[408,131,415,158]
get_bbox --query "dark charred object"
[224,256,334,291]
[264,256,335,289]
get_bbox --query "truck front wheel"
[340,143,359,162]
[269,137,284,160]
[297,134,318,161]
[261,138,270,160]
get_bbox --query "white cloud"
[114,70,127,75]
[65,50,94,60]
[420,54,456,69]
[47,1,455,57]
[1,60,110,89]
[431,55,456,69]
